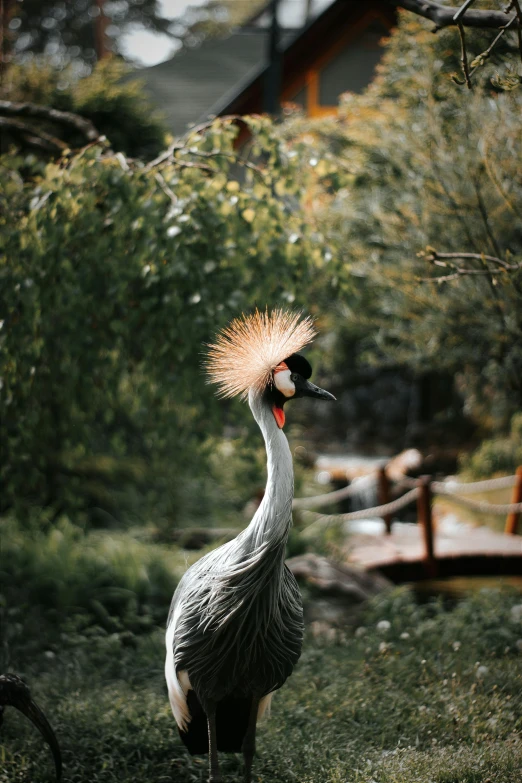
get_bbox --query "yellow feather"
[205,309,316,399]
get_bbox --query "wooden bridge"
[294,465,522,584]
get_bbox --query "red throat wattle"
[272,405,285,429]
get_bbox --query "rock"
[287,553,391,598]
[286,553,391,628]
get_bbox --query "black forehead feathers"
[284,353,312,379]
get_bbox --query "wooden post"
[505,466,522,535]
[417,475,436,576]
[264,0,282,115]
[94,0,109,61]
[378,465,392,534]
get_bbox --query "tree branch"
[509,0,522,63]
[456,22,473,87]
[0,101,99,141]
[393,0,520,29]
[426,251,519,269]
[417,248,522,281]
[0,116,67,152]
[470,11,518,74]
[145,114,248,171]
[453,0,477,23]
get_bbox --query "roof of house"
[136,0,396,137]
[213,0,396,118]
[136,30,270,136]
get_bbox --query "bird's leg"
[207,704,221,783]
[242,696,260,783]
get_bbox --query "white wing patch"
[165,608,192,732]
[166,595,276,731]
[257,692,274,721]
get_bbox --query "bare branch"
[419,269,495,281]
[469,12,518,76]
[182,148,267,180]
[509,0,522,64]
[146,142,183,171]
[457,22,473,87]
[0,101,99,141]
[147,141,267,183]
[426,251,519,269]
[0,116,67,152]
[417,248,522,281]
[154,172,179,204]
[453,0,478,23]
[393,0,520,29]
[146,114,245,170]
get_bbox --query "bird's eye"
[290,373,299,382]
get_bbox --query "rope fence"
[292,475,375,510]
[294,470,519,512]
[293,464,522,538]
[301,487,420,529]
[432,474,518,493]
[431,492,522,515]
[397,474,518,494]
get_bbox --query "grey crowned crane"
[165,309,335,782]
[0,673,62,780]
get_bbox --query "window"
[318,21,388,106]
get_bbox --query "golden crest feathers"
[205,309,316,399]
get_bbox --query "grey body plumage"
[168,391,303,707]
[165,310,335,782]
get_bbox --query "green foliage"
[282,13,522,431]
[2,583,522,782]
[0,115,329,521]
[1,59,168,158]
[8,0,173,66]
[8,0,263,68]
[0,516,184,634]
[374,10,521,97]
[173,1,266,50]
[461,413,522,477]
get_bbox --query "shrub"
[282,13,522,431]
[0,115,331,522]
[0,58,168,159]
[461,413,522,477]
[0,515,182,633]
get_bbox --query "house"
[138,0,396,137]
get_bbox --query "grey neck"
[244,388,294,552]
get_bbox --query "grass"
[0,516,202,635]
[2,564,522,782]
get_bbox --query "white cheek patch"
[273,368,295,398]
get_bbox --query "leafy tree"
[282,12,522,432]
[170,1,265,50]
[4,0,172,66]
[394,1,522,89]
[0,114,330,522]
[5,0,265,68]
[0,58,168,158]
[461,412,522,476]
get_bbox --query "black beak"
[302,380,336,401]
[16,697,62,780]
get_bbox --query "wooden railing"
[295,465,522,578]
